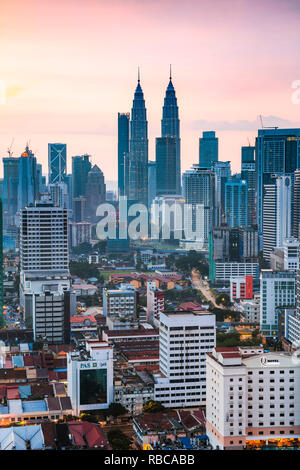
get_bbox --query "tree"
[106,402,128,418]
[107,429,133,450]
[143,400,166,413]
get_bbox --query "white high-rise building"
[154,310,216,407]
[206,347,300,450]
[20,196,71,343]
[260,270,296,338]
[20,197,69,273]
[263,176,292,261]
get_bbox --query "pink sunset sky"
[0,0,300,183]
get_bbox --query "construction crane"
[259,115,278,130]
[7,138,14,157]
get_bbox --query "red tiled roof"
[192,409,206,426]
[68,421,110,449]
[23,356,34,367]
[220,352,241,358]
[215,347,239,352]
[70,315,97,324]
[105,329,159,337]
[6,387,19,400]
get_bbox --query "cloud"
[189,115,300,131]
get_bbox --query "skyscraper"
[256,128,300,237]
[199,131,218,168]
[148,161,157,208]
[2,156,19,228]
[86,164,106,222]
[182,165,214,249]
[17,145,38,212]
[118,113,130,198]
[241,146,256,226]
[48,143,67,184]
[20,196,72,343]
[155,137,178,196]
[211,161,231,226]
[225,178,248,228]
[157,68,181,195]
[127,72,148,206]
[72,154,92,199]
[293,169,300,239]
[0,197,3,328]
[263,175,292,261]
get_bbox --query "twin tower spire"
[118,67,181,207]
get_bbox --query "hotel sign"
[260,357,280,367]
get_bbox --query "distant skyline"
[1,0,300,180]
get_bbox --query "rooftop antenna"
[138,66,140,83]
[169,64,172,80]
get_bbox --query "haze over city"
[1,0,300,179]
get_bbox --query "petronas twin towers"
[118,69,181,207]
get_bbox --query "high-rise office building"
[212,161,231,226]
[293,169,300,239]
[262,175,292,261]
[256,128,300,236]
[17,146,38,212]
[225,178,248,228]
[118,113,130,198]
[72,154,92,199]
[48,143,67,184]
[154,310,216,407]
[2,156,19,229]
[127,74,148,206]
[158,70,181,195]
[182,165,214,249]
[86,165,106,222]
[49,182,69,209]
[241,145,255,164]
[156,137,178,196]
[241,146,256,226]
[148,161,157,209]
[20,199,69,272]
[0,197,3,327]
[260,270,296,337]
[19,197,72,342]
[199,131,218,168]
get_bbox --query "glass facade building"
[199,131,218,168]
[48,143,67,184]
